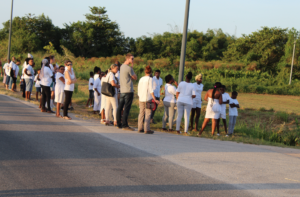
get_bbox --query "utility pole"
[178,0,190,83]
[7,0,14,62]
[289,39,296,85]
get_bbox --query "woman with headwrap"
[40,59,54,113]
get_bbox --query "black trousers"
[117,93,134,128]
[64,90,73,117]
[41,85,51,111]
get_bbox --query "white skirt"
[55,91,65,104]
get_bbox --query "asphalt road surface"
[0,94,299,197]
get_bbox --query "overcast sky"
[1,0,299,38]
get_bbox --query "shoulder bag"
[101,73,115,97]
[145,78,156,111]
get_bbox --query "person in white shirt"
[190,74,204,131]
[2,60,7,87]
[162,74,178,132]
[63,60,76,120]
[176,72,196,134]
[227,91,240,136]
[86,72,94,107]
[40,59,54,113]
[137,66,160,134]
[55,66,66,118]
[49,56,56,109]
[24,58,35,100]
[216,85,230,135]
[93,70,102,115]
[104,64,120,126]
[34,69,41,101]
[4,60,11,90]
[8,57,16,91]
[13,60,20,92]
[151,70,163,124]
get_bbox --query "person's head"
[110,64,119,74]
[42,59,49,67]
[186,72,193,81]
[28,58,34,66]
[165,74,174,84]
[101,72,106,78]
[58,65,65,74]
[37,69,41,74]
[105,70,108,76]
[45,57,50,63]
[220,85,226,94]
[12,57,15,62]
[49,55,55,64]
[195,73,202,84]
[154,70,161,78]
[231,91,238,99]
[90,71,94,77]
[7,59,11,63]
[125,53,134,64]
[115,61,121,68]
[94,66,99,74]
[212,82,222,99]
[16,60,21,65]
[65,60,72,70]
[145,65,152,75]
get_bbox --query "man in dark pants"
[151,70,163,124]
[117,53,137,131]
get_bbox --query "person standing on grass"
[162,74,178,132]
[227,91,240,137]
[175,72,196,135]
[216,85,230,136]
[2,59,7,87]
[34,69,41,101]
[137,65,160,134]
[100,71,108,124]
[197,82,223,136]
[55,66,65,118]
[86,72,94,108]
[24,58,35,101]
[151,70,163,124]
[93,69,102,115]
[105,65,120,126]
[5,59,11,90]
[49,56,56,109]
[63,60,76,120]
[40,59,54,113]
[189,74,204,132]
[8,57,16,91]
[11,59,20,92]
[117,53,137,131]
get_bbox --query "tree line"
[0,6,299,76]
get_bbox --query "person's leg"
[222,119,228,134]
[150,97,160,123]
[232,116,237,134]
[212,119,217,135]
[9,76,13,90]
[36,88,39,101]
[11,78,16,91]
[162,101,170,129]
[117,93,125,127]
[169,103,176,130]
[228,116,233,135]
[145,108,152,132]
[190,108,196,130]
[122,93,134,128]
[183,104,192,133]
[105,97,112,123]
[64,91,71,117]
[194,108,201,131]
[111,96,118,123]
[176,102,184,132]
[29,79,33,100]
[45,86,51,111]
[93,92,99,113]
[138,102,145,131]
[216,119,220,134]
[41,86,47,111]
[22,80,26,98]
[199,118,211,135]
[56,103,61,117]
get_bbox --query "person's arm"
[223,100,230,104]
[149,78,159,104]
[59,77,65,84]
[218,94,223,105]
[110,75,120,88]
[204,91,209,102]
[65,71,72,85]
[229,104,236,108]
[129,67,137,80]
[24,68,32,76]
[72,72,77,83]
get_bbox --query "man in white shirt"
[4,59,11,90]
[8,57,16,90]
[151,70,163,123]
[93,72,102,114]
[12,60,20,92]
[49,56,56,109]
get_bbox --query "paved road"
[0,94,299,196]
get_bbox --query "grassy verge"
[1,76,299,148]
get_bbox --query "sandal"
[56,115,63,118]
[63,116,72,120]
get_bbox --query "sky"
[0,0,299,38]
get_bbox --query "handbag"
[101,74,115,97]
[145,78,156,111]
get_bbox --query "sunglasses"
[67,64,72,66]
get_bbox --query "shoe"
[138,130,144,133]
[168,129,174,132]
[185,132,190,135]
[117,126,122,129]
[144,130,154,134]
[122,127,135,131]
[177,131,181,134]
[162,128,167,131]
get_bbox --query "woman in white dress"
[189,73,203,131]
[198,82,223,136]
